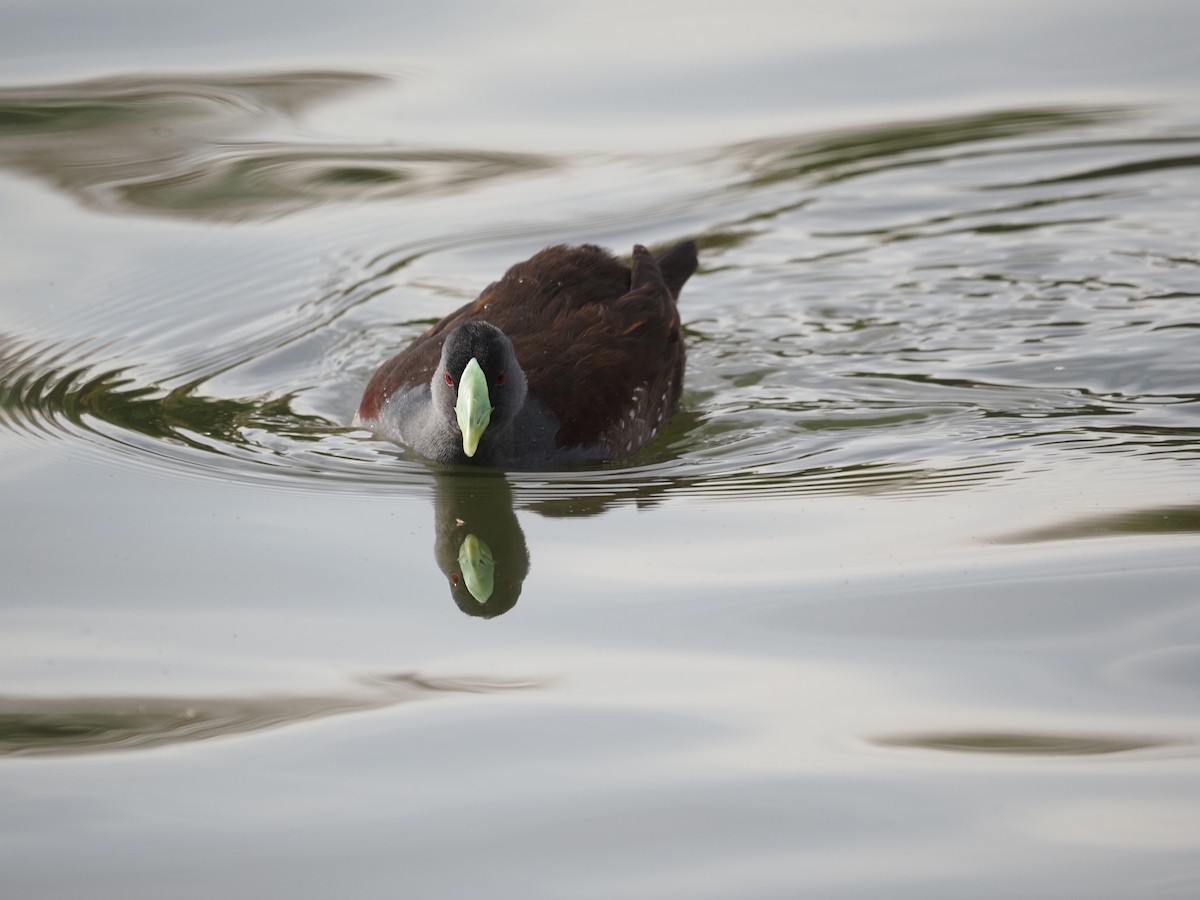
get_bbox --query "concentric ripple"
[2,77,1199,510]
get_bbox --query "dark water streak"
[0,71,556,222]
[0,673,539,758]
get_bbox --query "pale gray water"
[2,3,1199,898]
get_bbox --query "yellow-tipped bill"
[454,357,492,457]
[457,533,495,604]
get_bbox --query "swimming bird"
[354,241,698,467]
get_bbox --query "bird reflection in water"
[432,472,529,617]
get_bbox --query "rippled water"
[2,3,1200,898]
[4,93,1194,502]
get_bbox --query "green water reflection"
[0,674,539,757]
[997,505,1200,544]
[0,71,555,221]
[731,107,1119,188]
[878,731,1173,757]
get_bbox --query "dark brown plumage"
[354,241,698,467]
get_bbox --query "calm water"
[2,3,1199,897]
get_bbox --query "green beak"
[457,533,495,604]
[454,357,492,457]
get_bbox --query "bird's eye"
[496,371,507,386]
[450,573,460,586]
[444,372,454,387]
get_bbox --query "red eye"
[496,371,507,386]
[444,372,454,386]
[450,573,460,586]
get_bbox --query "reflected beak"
[457,533,495,603]
[454,357,492,457]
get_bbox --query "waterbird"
[355,241,698,467]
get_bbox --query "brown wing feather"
[519,245,686,451]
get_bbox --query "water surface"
[2,3,1199,898]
